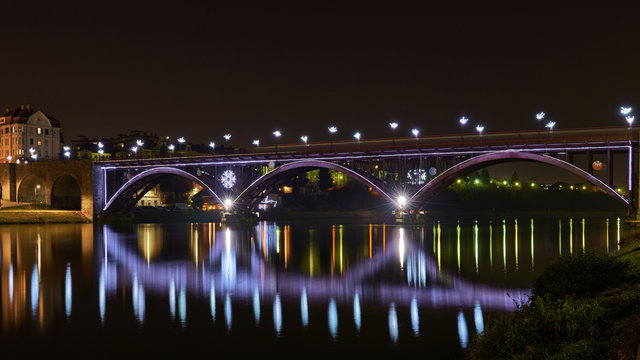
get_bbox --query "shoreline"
[0,210,91,224]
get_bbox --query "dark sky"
[1,3,639,147]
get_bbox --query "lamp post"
[459,116,469,143]
[209,141,216,153]
[328,126,337,152]
[535,112,545,133]
[300,135,308,147]
[389,121,398,147]
[273,130,282,154]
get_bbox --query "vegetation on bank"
[0,209,90,223]
[468,244,640,359]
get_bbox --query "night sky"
[1,3,639,149]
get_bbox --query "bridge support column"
[628,143,640,222]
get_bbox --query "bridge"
[1,126,638,220]
[94,126,640,219]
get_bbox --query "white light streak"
[536,112,546,120]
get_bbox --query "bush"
[532,251,634,300]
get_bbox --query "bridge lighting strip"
[100,145,632,170]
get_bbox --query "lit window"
[37,140,41,146]
[37,128,42,134]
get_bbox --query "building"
[0,104,62,162]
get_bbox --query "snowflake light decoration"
[407,169,427,185]
[220,170,237,189]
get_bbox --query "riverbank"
[468,239,640,359]
[0,210,91,224]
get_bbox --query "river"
[0,215,624,357]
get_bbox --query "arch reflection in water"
[210,279,216,322]
[458,310,468,349]
[179,286,186,326]
[99,267,106,324]
[388,303,398,344]
[65,263,72,318]
[9,263,14,305]
[273,294,282,336]
[169,279,176,320]
[328,299,338,340]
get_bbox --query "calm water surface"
[0,216,624,357]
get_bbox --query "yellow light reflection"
[284,225,290,269]
[399,228,405,269]
[569,218,573,254]
[606,218,610,253]
[514,219,519,271]
[558,219,562,256]
[530,218,534,272]
[339,225,344,274]
[332,225,336,277]
[502,219,506,271]
[489,221,493,270]
[616,217,621,250]
[383,224,386,256]
[456,221,461,273]
[473,220,478,274]
[369,224,372,259]
[581,218,586,251]
[437,221,441,273]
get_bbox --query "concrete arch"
[408,151,628,208]
[17,173,46,203]
[103,167,224,212]
[51,174,82,210]
[234,159,399,209]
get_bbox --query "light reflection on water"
[0,217,625,356]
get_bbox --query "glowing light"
[389,121,399,129]
[209,141,215,149]
[65,263,72,318]
[353,132,361,141]
[328,298,338,340]
[620,106,632,115]
[177,137,186,143]
[253,287,260,325]
[474,178,480,185]
[397,195,407,208]
[300,135,308,144]
[272,130,282,138]
[136,139,144,147]
[178,286,186,326]
[98,149,104,155]
[411,298,419,336]
[273,293,282,336]
[626,115,635,125]
[63,145,70,151]
[328,126,338,134]
[301,288,309,327]
[459,116,469,125]
[31,264,39,317]
[224,198,233,209]
[29,147,35,154]
[224,293,232,332]
[220,170,237,189]
[6,155,11,161]
[353,293,361,332]
[474,301,484,334]
[168,144,175,151]
[130,146,138,153]
[388,303,399,344]
[476,125,485,134]
[223,134,231,141]
[536,112,546,120]
[458,311,468,348]
[210,279,216,322]
[99,267,105,324]
[545,121,556,130]
[98,142,104,148]
[411,128,420,137]
[169,279,176,319]
[252,139,260,146]
[64,152,71,158]
[407,169,427,185]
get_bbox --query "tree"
[510,171,520,184]
[319,168,332,191]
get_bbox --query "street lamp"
[545,121,556,130]
[459,116,469,142]
[626,116,635,126]
[300,135,308,146]
[273,130,282,154]
[6,155,11,162]
[411,128,420,137]
[168,144,175,152]
[328,126,338,152]
[353,132,361,141]
[223,134,231,141]
[136,139,144,147]
[177,137,186,143]
[252,139,260,147]
[620,106,632,115]
[209,141,216,151]
[63,146,71,159]
[475,125,485,135]
[35,184,41,204]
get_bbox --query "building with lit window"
[0,104,62,162]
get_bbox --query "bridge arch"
[51,174,82,210]
[234,159,399,209]
[103,167,224,213]
[17,174,46,204]
[408,151,628,208]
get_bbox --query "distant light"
[168,144,175,151]
[98,142,104,149]
[476,125,485,134]
[98,149,104,155]
[252,139,260,146]
[136,139,144,147]
[224,198,233,209]
[300,135,308,144]
[535,112,546,120]
[6,155,12,161]
[626,115,635,125]
[29,148,35,154]
[177,137,186,143]
[328,126,338,134]
[474,178,480,184]
[273,130,282,138]
[223,134,231,141]
[131,146,138,153]
[503,180,508,185]
[31,154,37,160]
[63,146,71,151]
[411,128,420,137]
[620,106,632,115]
[389,122,399,130]
[515,181,520,186]
[397,195,407,207]
[456,179,462,184]
[209,141,216,149]
[545,121,556,130]
[353,132,361,141]
[459,116,469,125]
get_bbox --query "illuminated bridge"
[95,126,640,218]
